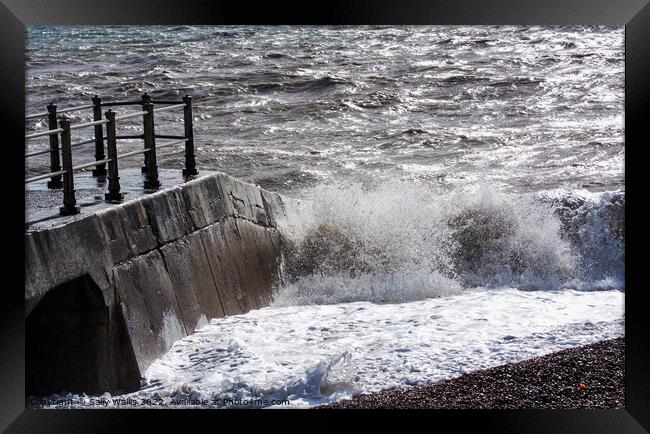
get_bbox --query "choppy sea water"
[26,25,623,194]
[25,26,624,408]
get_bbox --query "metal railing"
[25,93,198,216]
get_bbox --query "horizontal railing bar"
[25,128,63,139]
[25,148,54,158]
[25,97,198,121]
[152,103,186,113]
[57,104,95,114]
[72,158,112,171]
[69,118,110,131]
[116,148,151,160]
[116,134,145,140]
[155,138,188,150]
[102,101,143,107]
[25,170,68,184]
[154,134,187,140]
[115,110,147,121]
[24,111,49,120]
[70,138,96,148]
[26,100,193,120]
[25,103,95,120]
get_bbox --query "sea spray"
[544,189,625,288]
[447,184,577,290]
[273,180,623,306]
[274,180,461,305]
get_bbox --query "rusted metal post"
[104,110,123,202]
[91,95,107,176]
[182,95,198,177]
[58,117,79,216]
[143,102,160,190]
[46,103,63,189]
[140,93,152,173]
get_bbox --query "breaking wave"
[272,181,624,306]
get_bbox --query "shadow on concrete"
[26,274,141,397]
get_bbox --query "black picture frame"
[1,0,647,432]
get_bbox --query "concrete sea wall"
[25,173,287,396]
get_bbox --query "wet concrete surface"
[26,168,213,230]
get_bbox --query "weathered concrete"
[25,172,287,396]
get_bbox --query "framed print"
[2,0,648,432]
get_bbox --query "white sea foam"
[39,288,623,408]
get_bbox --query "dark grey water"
[26,25,624,196]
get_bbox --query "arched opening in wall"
[26,274,140,397]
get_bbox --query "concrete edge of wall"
[25,172,287,395]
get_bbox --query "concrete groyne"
[25,173,286,396]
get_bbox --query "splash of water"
[273,181,623,306]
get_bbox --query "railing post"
[46,103,63,189]
[91,95,107,177]
[58,117,79,216]
[182,95,198,177]
[143,102,160,190]
[104,110,123,202]
[140,92,152,173]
